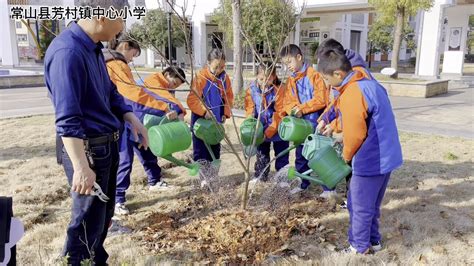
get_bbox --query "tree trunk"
[232,0,243,96]
[391,6,405,78]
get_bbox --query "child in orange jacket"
[104,35,186,215]
[317,49,402,254]
[143,67,187,121]
[245,62,289,181]
[187,48,234,165]
[279,44,327,195]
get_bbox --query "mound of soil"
[137,193,346,263]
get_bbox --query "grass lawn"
[0,115,472,264]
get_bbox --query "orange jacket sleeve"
[223,75,234,118]
[187,75,207,116]
[338,83,369,161]
[265,84,286,138]
[144,73,187,115]
[106,61,168,112]
[282,80,300,116]
[298,73,327,115]
[244,88,255,117]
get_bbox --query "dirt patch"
[137,192,341,263]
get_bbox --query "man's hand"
[124,112,149,150]
[204,111,213,120]
[221,115,227,124]
[71,164,96,195]
[62,137,96,195]
[291,107,302,118]
[165,111,178,121]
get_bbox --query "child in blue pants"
[244,62,289,180]
[104,35,187,215]
[317,49,403,254]
[279,44,327,194]
[187,49,234,165]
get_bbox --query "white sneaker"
[200,179,209,188]
[319,190,338,199]
[114,203,130,215]
[249,178,260,187]
[371,241,383,252]
[149,181,172,191]
[289,187,305,195]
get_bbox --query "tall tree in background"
[368,0,433,78]
[213,0,296,93]
[129,8,186,59]
[232,0,243,96]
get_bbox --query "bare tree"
[231,0,243,96]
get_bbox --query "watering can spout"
[287,166,325,187]
[162,155,200,176]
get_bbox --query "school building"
[1,0,473,78]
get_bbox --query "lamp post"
[163,0,173,66]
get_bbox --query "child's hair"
[207,48,226,62]
[317,49,352,75]
[163,67,186,83]
[279,44,302,58]
[317,39,344,57]
[256,61,281,84]
[108,33,141,56]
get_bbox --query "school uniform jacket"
[282,63,327,127]
[319,49,374,132]
[187,67,234,123]
[103,49,185,122]
[333,70,403,176]
[244,80,285,140]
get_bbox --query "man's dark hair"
[279,44,303,58]
[108,33,141,56]
[317,39,344,58]
[317,49,352,75]
[163,67,186,83]
[207,48,226,61]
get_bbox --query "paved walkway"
[1,84,472,139]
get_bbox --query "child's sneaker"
[339,200,348,209]
[200,179,209,188]
[319,190,338,199]
[114,203,130,216]
[371,241,383,252]
[342,245,374,255]
[149,181,172,191]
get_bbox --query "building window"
[17,34,28,42]
[16,21,22,28]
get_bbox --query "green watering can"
[240,117,265,157]
[143,114,167,130]
[302,133,334,160]
[278,116,314,145]
[193,118,225,166]
[287,143,351,189]
[148,118,200,176]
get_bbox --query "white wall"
[441,4,473,75]
[0,1,19,66]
